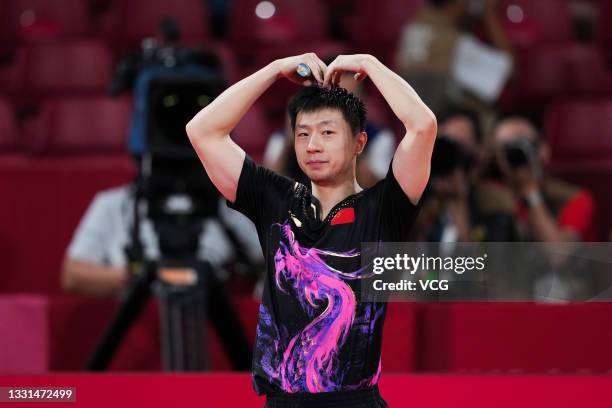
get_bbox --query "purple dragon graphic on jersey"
[258,221,381,393]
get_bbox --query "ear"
[356,131,368,154]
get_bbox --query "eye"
[323,130,334,135]
[297,132,308,137]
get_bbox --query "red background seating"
[0,97,19,152]
[0,0,92,43]
[21,96,132,155]
[545,99,612,238]
[0,156,136,294]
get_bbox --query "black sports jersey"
[228,156,420,395]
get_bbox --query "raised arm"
[186,53,326,202]
[323,54,437,205]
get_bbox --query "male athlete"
[187,53,436,407]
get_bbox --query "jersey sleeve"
[370,161,422,241]
[227,155,294,228]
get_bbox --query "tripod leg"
[86,264,156,370]
[206,272,253,370]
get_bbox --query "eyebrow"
[296,120,337,129]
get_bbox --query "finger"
[323,63,335,88]
[310,53,328,79]
[329,71,336,88]
[333,71,342,87]
[311,68,323,85]
[303,79,312,87]
[314,58,327,86]
[328,70,335,87]
[304,53,324,85]
[308,57,323,85]
[311,53,328,69]
[336,72,346,87]
[354,72,367,82]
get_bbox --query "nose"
[306,133,323,153]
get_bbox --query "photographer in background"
[394,0,513,114]
[489,115,597,243]
[484,115,599,301]
[414,107,516,243]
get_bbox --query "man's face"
[294,108,362,185]
[492,118,548,173]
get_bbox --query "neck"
[311,177,362,220]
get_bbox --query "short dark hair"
[438,106,483,142]
[492,112,542,138]
[287,86,367,136]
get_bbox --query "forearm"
[361,55,435,130]
[527,202,566,243]
[61,258,128,297]
[186,61,280,139]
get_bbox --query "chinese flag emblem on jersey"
[331,208,355,225]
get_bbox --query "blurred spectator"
[437,106,484,177]
[487,114,597,243]
[486,115,599,300]
[62,182,262,296]
[414,106,516,242]
[395,0,513,113]
[568,0,598,42]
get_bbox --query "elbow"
[61,258,84,294]
[423,107,437,127]
[419,110,437,140]
[186,119,224,145]
[185,121,197,142]
[421,112,437,137]
[407,113,437,140]
[185,115,209,143]
[400,109,437,138]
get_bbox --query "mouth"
[306,159,328,165]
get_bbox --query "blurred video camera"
[502,138,538,169]
[114,16,228,261]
